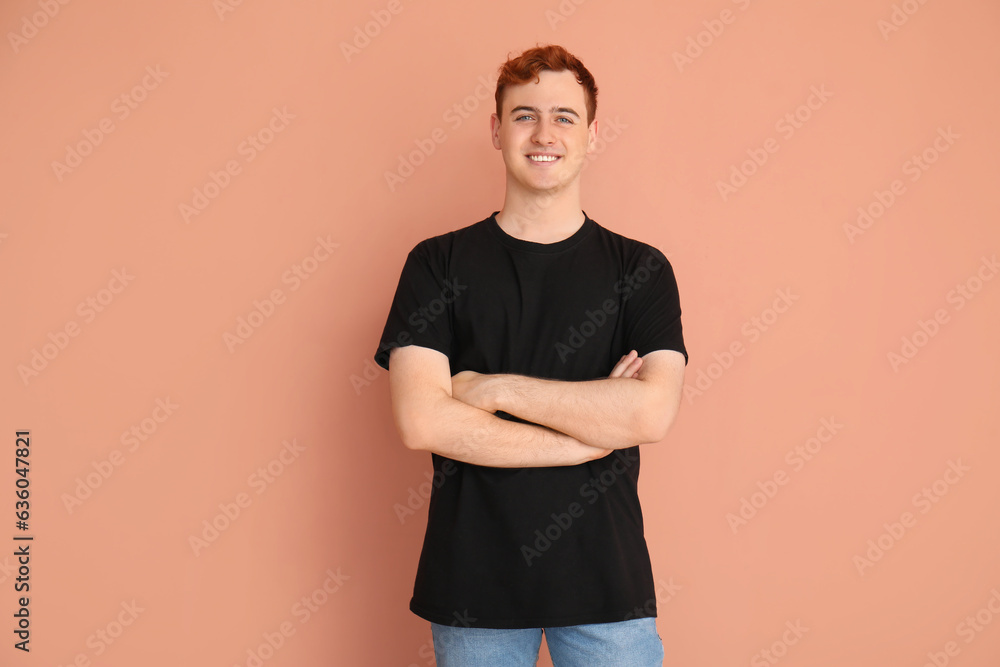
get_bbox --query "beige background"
[2,0,999,665]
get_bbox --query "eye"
[515,114,534,121]
[557,117,574,124]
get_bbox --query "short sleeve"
[621,245,688,365]
[374,241,454,371]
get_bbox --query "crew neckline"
[487,210,595,254]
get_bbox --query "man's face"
[491,69,598,196]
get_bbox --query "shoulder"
[408,215,493,259]
[589,217,672,269]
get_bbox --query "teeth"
[529,155,559,162]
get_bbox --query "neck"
[496,182,585,244]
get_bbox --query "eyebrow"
[510,105,580,119]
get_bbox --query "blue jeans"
[430,617,664,666]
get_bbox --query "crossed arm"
[388,345,685,468]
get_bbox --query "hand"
[609,350,642,379]
[451,370,496,412]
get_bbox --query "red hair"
[495,44,598,126]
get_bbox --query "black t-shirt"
[374,210,687,629]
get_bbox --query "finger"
[620,353,642,377]
[608,351,637,378]
[608,353,632,377]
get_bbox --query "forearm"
[411,390,609,468]
[490,375,653,449]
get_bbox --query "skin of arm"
[387,345,645,467]
[451,349,686,450]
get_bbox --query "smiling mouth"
[527,154,561,163]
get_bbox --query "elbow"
[394,410,432,451]
[393,388,453,452]
[648,420,673,444]
[636,398,679,445]
[404,422,436,452]
[635,421,666,446]
[400,429,427,452]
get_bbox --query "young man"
[374,44,687,666]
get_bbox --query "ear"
[490,113,502,150]
[586,117,600,155]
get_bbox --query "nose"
[532,118,555,145]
